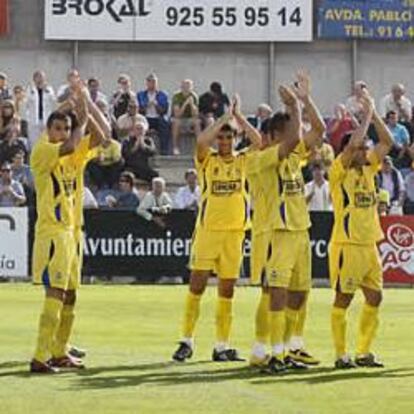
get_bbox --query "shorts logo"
[345,277,355,290]
[55,272,62,281]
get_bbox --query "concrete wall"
[0,0,413,115]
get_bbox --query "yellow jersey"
[31,134,75,236]
[248,141,311,232]
[60,135,97,230]
[329,151,383,245]
[195,148,251,232]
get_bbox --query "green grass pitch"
[0,285,413,414]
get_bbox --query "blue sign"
[317,0,414,40]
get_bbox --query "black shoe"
[68,346,86,359]
[334,356,357,369]
[212,348,245,362]
[172,342,193,362]
[355,353,384,368]
[30,359,60,374]
[262,356,287,374]
[284,355,308,370]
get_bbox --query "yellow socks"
[255,292,270,344]
[269,310,286,358]
[331,306,347,358]
[356,303,379,356]
[182,292,202,339]
[294,299,307,337]
[33,297,63,363]
[216,297,233,345]
[284,308,298,351]
[52,305,75,358]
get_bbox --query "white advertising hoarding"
[0,208,28,277]
[45,0,313,42]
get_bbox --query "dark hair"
[339,132,353,153]
[268,112,290,137]
[120,171,135,187]
[210,82,223,95]
[46,112,71,129]
[219,123,237,136]
[88,77,99,86]
[386,110,397,120]
[311,161,324,171]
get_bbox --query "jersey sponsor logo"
[354,191,376,208]
[212,180,242,195]
[62,179,76,197]
[283,178,304,195]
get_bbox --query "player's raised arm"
[196,105,233,162]
[294,70,326,151]
[340,92,374,168]
[278,85,301,160]
[85,90,112,146]
[232,94,262,150]
[371,108,394,163]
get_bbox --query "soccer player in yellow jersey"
[329,90,393,369]
[172,97,262,362]
[30,84,106,373]
[248,73,326,373]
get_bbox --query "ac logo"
[52,0,151,23]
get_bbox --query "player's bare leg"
[332,290,356,369]
[172,270,210,362]
[355,287,384,367]
[287,291,320,365]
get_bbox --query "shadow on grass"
[0,361,27,369]
[71,365,414,390]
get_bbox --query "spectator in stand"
[83,186,98,209]
[87,77,108,105]
[378,189,390,216]
[13,85,26,119]
[137,177,173,226]
[0,100,21,139]
[247,103,273,131]
[386,110,411,170]
[0,162,26,207]
[88,136,123,189]
[122,122,158,183]
[199,82,230,128]
[327,103,359,154]
[112,74,136,119]
[171,79,201,155]
[136,179,150,202]
[380,84,412,124]
[378,156,405,212]
[174,169,200,211]
[56,68,81,103]
[0,72,11,102]
[0,124,28,164]
[404,165,414,214]
[345,80,366,118]
[106,171,140,210]
[117,98,149,141]
[11,150,32,186]
[137,73,170,155]
[24,70,56,150]
[308,135,335,171]
[304,163,332,212]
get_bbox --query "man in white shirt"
[345,81,367,118]
[380,84,412,123]
[174,169,200,210]
[117,99,149,141]
[377,156,405,209]
[137,177,173,226]
[24,71,56,150]
[305,163,332,212]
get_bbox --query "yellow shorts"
[32,231,76,290]
[69,228,84,290]
[329,242,382,294]
[190,228,245,279]
[265,230,311,291]
[250,230,272,285]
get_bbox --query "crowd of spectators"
[0,69,413,216]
